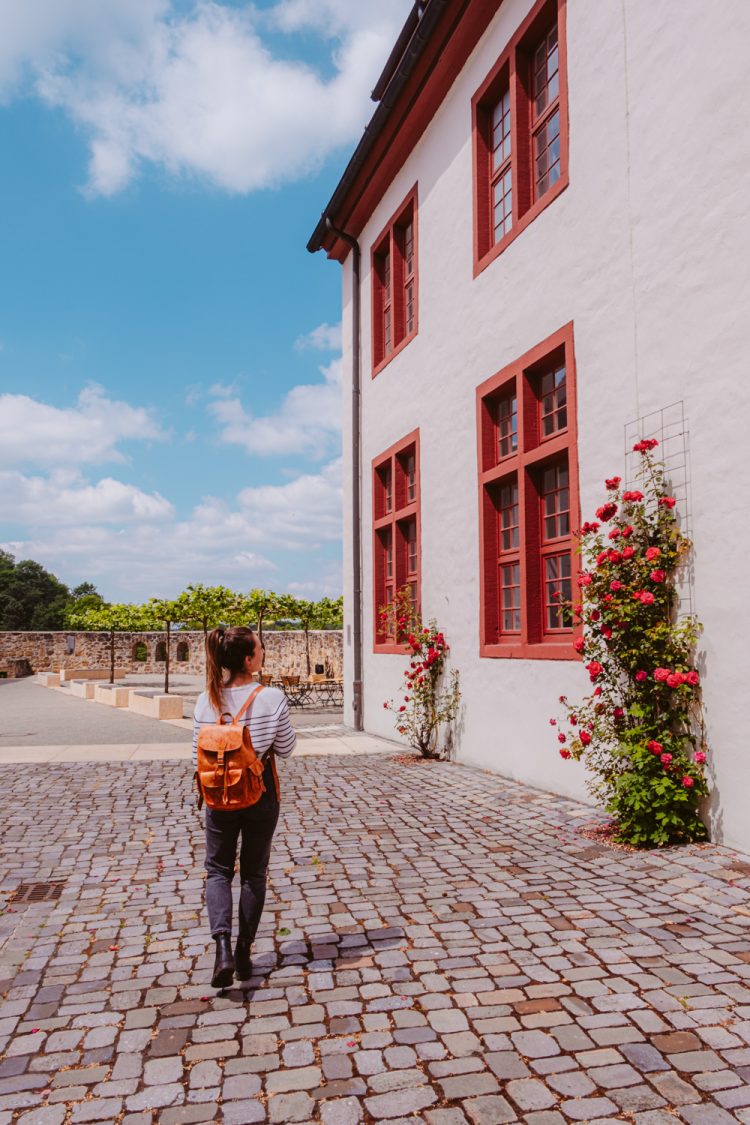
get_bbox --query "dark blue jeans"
[204,758,280,941]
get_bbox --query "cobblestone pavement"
[0,752,750,1124]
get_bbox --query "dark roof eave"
[307,0,449,257]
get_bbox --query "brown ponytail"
[205,626,258,715]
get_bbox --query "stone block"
[36,673,60,688]
[129,692,184,720]
[94,684,133,707]
[69,680,96,700]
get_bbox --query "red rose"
[686,670,700,686]
[596,550,609,566]
[660,753,672,766]
[634,670,647,682]
[650,570,665,583]
[666,672,685,688]
[383,702,388,709]
[608,528,621,540]
[573,637,586,654]
[580,731,592,746]
[621,546,635,560]
[603,594,613,603]
[559,749,571,759]
[682,776,694,788]
[633,438,659,452]
[549,718,557,726]
[647,740,662,755]
[557,733,567,744]
[613,707,624,720]
[596,502,618,522]
[653,668,671,682]
[398,705,406,712]
[578,573,593,587]
[645,547,661,561]
[602,626,612,640]
[639,591,655,605]
[590,610,600,622]
[593,686,602,696]
[621,525,634,538]
[610,580,623,592]
[607,550,622,563]
[659,496,677,509]
[581,521,600,535]
[622,490,644,503]
[586,660,603,681]
[570,714,578,725]
[605,477,621,490]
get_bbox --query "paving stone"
[462,1095,517,1124]
[506,1077,557,1110]
[364,1086,438,1119]
[144,1055,184,1085]
[160,1107,219,1124]
[16,1110,66,1125]
[320,1097,363,1125]
[70,1100,124,1122]
[559,1097,618,1120]
[268,1092,314,1122]
[221,1099,266,1124]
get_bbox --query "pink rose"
[666,672,685,688]
[653,668,671,682]
[694,751,706,764]
[558,733,567,744]
[640,591,655,605]
[647,740,662,755]
[635,670,648,682]
[682,776,694,788]
[578,573,593,587]
[686,670,700,686]
[610,580,623,592]
[650,570,666,583]
[660,753,672,766]
[645,547,661,561]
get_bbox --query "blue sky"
[0,0,410,602]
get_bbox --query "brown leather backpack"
[195,685,279,810]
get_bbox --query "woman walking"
[193,626,296,988]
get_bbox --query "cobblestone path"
[0,753,749,1124]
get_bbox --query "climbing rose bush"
[381,587,461,760]
[552,441,709,847]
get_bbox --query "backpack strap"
[231,684,265,724]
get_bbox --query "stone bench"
[69,680,97,700]
[129,691,184,720]
[36,672,61,688]
[93,684,134,708]
[60,668,126,683]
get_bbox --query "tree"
[315,596,344,630]
[276,596,319,676]
[0,552,71,630]
[173,584,237,651]
[245,589,281,644]
[143,598,181,694]
[68,603,149,684]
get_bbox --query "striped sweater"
[192,684,296,767]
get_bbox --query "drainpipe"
[325,218,363,732]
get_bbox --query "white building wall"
[341,0,750,849]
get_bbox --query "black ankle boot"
[234,938,252,980]
[211,933,234,989]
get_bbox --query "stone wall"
[0,630,343,679]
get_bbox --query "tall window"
[477,324,579,658]
[373,432,421,650]
[372,187,418,374]
[473,0,568,273]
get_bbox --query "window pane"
[540,362,567,436]
[406,519,418,574]
[496,392,518,459]
[405,281,415,334]
[532,24,560,119]
[545,552,572,630]
[541,461,570,541]
[534,108,561,198]
[404,222,414,276]
[498,481,519,552]
[491,88,512,171]
[406,453,416,502]
[501,562,521,633]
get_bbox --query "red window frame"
[371,186,419,377]
[472,0,569,277]
[476,323,580,659]
[373,430,421,652]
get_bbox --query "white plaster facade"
[332,1,750,850]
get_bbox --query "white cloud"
[3,459,342,599]
[0,470,173,525]
[295,322,342,352]
[0,383,165,468]
[209,357,342,458]
[0,0,410,196]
